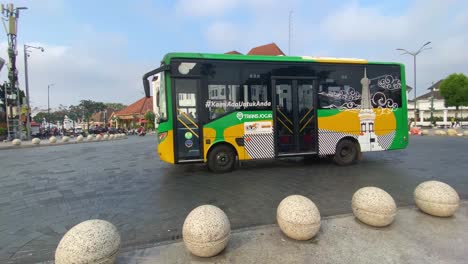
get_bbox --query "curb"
[115,201,468,264]
[116,202,451,255]
[0,137,128,151]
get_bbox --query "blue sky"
[1,0,467,110]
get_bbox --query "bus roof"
[162,52,402,66]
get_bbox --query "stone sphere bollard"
[421,129,430,136]
[447,129,457,136]
[76,135,84,142]
[352,187,397,227]
[277,195,321,240]
[49,136,57,144]
[62,136,70,142]
[32,138,41,145]
[96,134,103,141]
[87,135,93,141]
[414,181,459,217]
[183,205,230,257]
[55,219,121,264]
[109,135,115,140]
[103,134,109,140]
[12,139,21,146]
[464,131,468,136]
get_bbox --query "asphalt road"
[0,135,467,263]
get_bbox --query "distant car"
[108,127,118,134]
[89,126,105,134]
[74,127,84,135]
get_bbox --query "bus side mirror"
[143,79,150,98]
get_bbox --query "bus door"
[272,78,317,156]
[173,78,203,162]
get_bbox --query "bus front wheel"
[333,139,359,166]
[208,145,236,173]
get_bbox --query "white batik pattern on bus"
[318,129,395,155]
[244,134,275,159]
[318,129,358,155]
[376,131,395,150]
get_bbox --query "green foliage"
[144,111,156,130]
[0,127,6,136]
[68,105,84,121]
[78,100,106,122]
[33,110,68,123]
[439,73,468,109]
[29,100,127,127]
[105,102,127,111]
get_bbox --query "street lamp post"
[24,44,44,140]
[396,41,432,127]
[47,83,54,134]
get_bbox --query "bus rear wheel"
[208,145,236,173]
[333,139,359,166]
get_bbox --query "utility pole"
[1,3,28,140]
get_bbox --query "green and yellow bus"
[143,53,408,172]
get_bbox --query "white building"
[408,80,468,124]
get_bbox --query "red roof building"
[225,50,242,55]
[111,96,153,128]
[247,43,285,56]
[90,108,116,126]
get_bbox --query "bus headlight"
[158,132,168,141]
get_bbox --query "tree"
[33,110,67,124]
[439,73,468,121]
[33,112,48,123]
[105,102,127,111]
[78,100,106,129]
[144,111,156,130]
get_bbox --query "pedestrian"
[451,117,455,128]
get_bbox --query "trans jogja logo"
[236,112,272,120]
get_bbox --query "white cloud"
[201,0,296,54]
[317,0,468,94]
[176,0,238,17]
[201,0,468,97]
[0,40,150,110]
[205,21,242,50]
[320,4,410,43]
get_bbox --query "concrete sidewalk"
[118,201,468,264]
